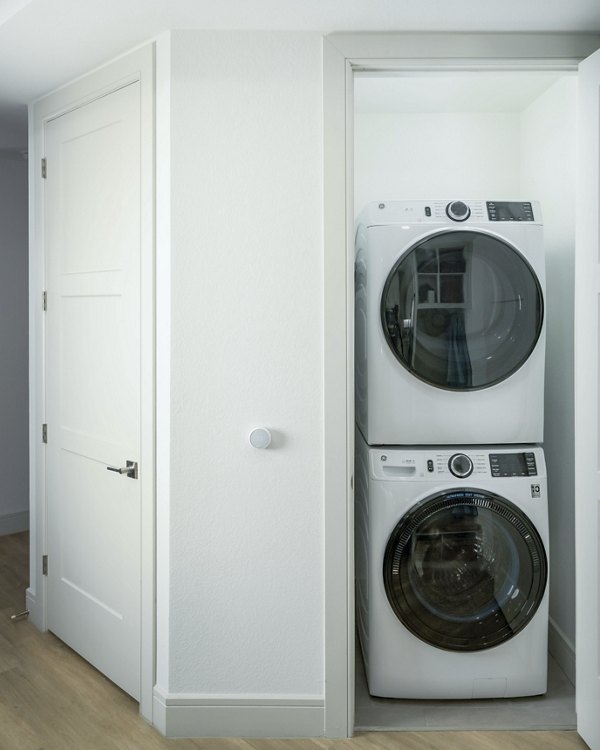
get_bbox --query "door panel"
[45,82,141,700]
[575,46,600,749]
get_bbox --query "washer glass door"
[381,230,543,390]
[383,489,547,651]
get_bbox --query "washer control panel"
[370,446,543,480]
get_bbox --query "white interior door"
[44,82,142,700]
[575,47,600,750]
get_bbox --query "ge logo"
[531,484,541,498]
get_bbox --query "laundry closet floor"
[355,643,576,732]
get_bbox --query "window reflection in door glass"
[381,231,543,390]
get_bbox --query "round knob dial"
[446,200,471,222]
[448,453,473,478]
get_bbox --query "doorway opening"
[352,68,577,732]
[28,43,155,724]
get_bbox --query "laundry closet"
[353,70,577,731]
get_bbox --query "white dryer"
[355,430,549,699]
[355,200,545,445]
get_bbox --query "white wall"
[0,149,28,535]
[519,75,578,681]
[159,30,324,703]
[354,112,521,211]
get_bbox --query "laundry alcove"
[352,68,577,732]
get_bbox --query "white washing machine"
[355,430,549,699]
[355,200,546,445]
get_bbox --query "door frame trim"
[28,43,156,721]
[322,32,600,737]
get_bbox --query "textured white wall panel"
[167,30,324,695]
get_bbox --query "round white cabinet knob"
[249,428,272,449]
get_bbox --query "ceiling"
[2,0,600,146]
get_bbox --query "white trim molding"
[153,688,324,738]
[25,588,38,626]
[549,617,576,686]
[322,31,600,739]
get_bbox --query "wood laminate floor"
[0,532,587,750]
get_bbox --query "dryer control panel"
[357,199,542,226]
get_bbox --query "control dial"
[446,200,471,222]
[448,453,474,478]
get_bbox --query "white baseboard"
[25,587,44,630]
[548,617,575,685]
[0,510,29,536]
[152,688,325,738]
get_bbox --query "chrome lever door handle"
[107,460,138,479]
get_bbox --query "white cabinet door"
[576,47,600,749]
[44,81,142,700]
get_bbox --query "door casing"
[28,44,155,721]
[322,32,600,737]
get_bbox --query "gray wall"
[0,149,29,534]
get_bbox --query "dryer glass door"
[381,230,543,390]
[383,489,547,652]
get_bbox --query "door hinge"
[41,158,47,179]
[42,424,47,443]
[42,291,47,311]
[42,555,48,576]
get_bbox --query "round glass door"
[381,230,543,390]
[383,490,547,652]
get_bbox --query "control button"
[427,459,434,472]
[425,206,432,217]
[446,201,471,222]
[525,452,537,475]
[448,453,474,478]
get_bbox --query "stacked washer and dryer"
[354,199,549,700]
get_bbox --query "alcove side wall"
[519,75,578,683]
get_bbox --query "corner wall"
[154,30,325,737]
[0,150,29,535]
[519,75,578,683]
